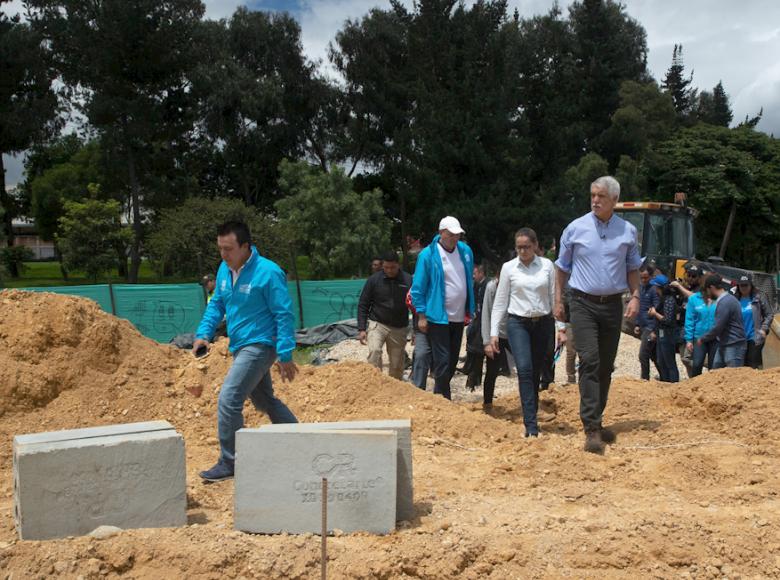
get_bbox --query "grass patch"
[3,261,196,288]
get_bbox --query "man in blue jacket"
[410,216,475,400]
[192,221,298,482]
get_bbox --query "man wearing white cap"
[410,216,475,399]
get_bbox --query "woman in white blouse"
[489,227,562,437]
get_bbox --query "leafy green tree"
[28,0,205,282]
[646,124,780,270]
[146,196,291,278]
[56,193,131,282]
[0,2,60,275]
[275,160,391,279]
[192,8,316,210]
[596,80,676,167]
[567,0,649,145]
[29,141,104,242]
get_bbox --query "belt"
[509,313,553,322]
[571,289,623,304]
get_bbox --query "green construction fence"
[14,279,367,343]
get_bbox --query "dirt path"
[1,291,778,579]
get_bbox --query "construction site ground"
[1,290,779,579]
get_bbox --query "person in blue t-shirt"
[734,274,774,369]
[683,286,717,377]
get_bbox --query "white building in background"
[2,218,56,260]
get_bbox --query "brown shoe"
[584,430,605,454]
[600,427,616,444]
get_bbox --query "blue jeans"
[713,341,747,369]
[691,339,717,376]
[411,330,432,389]
[218,343,297,463]
[657,330,679,382]
[506,315,554,435]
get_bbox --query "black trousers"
[483,338,511,404]
[427,322,465,400]
[638,327,661,380]
[745,340,764,369]
[570,296,623,432]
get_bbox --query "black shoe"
[525,432,539,438]
[600,427,616,444]
[199,459,234,482]
[584,430,605,454]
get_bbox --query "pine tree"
[710,81,733,127]
[661,44,694,116]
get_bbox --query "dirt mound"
[1,291,780,578]
[0,290,176,414]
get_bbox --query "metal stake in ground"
[321,477,328,580]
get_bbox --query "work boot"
[583,430,605,454]
[600,427,616,444]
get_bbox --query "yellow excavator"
[613,197,780,368]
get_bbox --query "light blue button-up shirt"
[555,212,642,296]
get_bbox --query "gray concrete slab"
[235,429,396,535]
[258,419,414,521]
[13,421,186,540]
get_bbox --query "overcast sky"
[4,0,779,186]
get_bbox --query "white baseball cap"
[438,216,465,234]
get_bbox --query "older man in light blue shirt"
[554,176,642,454]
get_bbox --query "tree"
[696,81,733,127]
[596,80,676,167]
[146,196,291,278]
[192,9,316,210]
[0,2,60,276]
[661,44,696,118]
[56,192,131,282]
[646,124,780,269]
[28,0,205,282]
[275,160,391,279]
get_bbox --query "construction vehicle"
[613,197,780,368]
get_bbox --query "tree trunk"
[718,197,738,260]
[0,153,20,278]
[126,146,142,283]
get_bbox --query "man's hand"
[191,338,209,357]
[633,325,641,336]
[358,330,367,345]
[553,301,565,322]
[759,329,767,340]
[686,341,693,353]
[276,360,299,382]
[418,314,428,334]
[624,296,639,320]
[649,331,656,342]
[557,328,567,346]
[647,306,657,317]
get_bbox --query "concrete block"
[13,421,186,540]
[235,429,396,534]
[258,419,414,521]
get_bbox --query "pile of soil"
[1,291,779,579]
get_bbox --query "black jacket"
[357,270,413,331]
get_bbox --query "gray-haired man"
[554,176,642,454]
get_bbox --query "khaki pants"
[367,320,408,379]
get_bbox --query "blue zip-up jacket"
[684,291,716,342]
[637,283,660,331]
[410,235,475,325]
[195,246,296,362]
[700,292,746,346]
